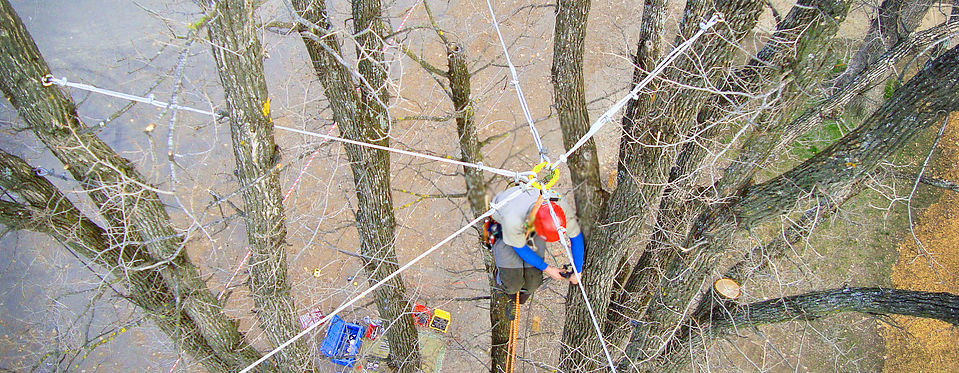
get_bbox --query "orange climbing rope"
[505,292,521,373]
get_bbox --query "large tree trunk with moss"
[204,1,312,371]
[713,18,959,202]
[605,0,851,349]
[621,44,959,370]
[559,1,766,370]
[0,0,260,368]
[0,150,242,373]
[293,0,422,370]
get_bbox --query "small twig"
[890,170,959,193]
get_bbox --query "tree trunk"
[552,0,608,234]
[446,41,512,373]
[708,287,959,327]
[0,0,260,367]
[204,1,312,371]
[0,150,240,373]
[293,1,421,370]
[659,287,959,371]
[618,0,666,144]
[604,0,668,350]
[606,0,851,348]
[560,1,766,370]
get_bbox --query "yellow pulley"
[526,161,560,190]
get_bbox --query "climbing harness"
[482,218,502,249]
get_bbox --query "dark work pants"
[498,267,544,294]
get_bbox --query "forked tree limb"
[0,149,238,372]
[0,0,260,367]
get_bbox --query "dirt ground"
[880,114,959,373]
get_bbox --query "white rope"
[554,14,721,168]
[237,187,527,373]
[273,124,525,179]
[44,76,215,117]
[484,0,549,162]
[542,194,617,372]
[42,75,529,180]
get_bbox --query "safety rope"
[484,0,549,163]
[272,124,527,179]
[553,14,721,169]
[41,75,529,181]
[42,76,214,116]
[542,196,617,371]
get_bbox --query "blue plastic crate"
[320,315,365,367]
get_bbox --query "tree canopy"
[0,0,957,372]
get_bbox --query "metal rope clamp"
[41,74,55,87]
[526,161,560,190]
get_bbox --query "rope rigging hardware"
[526,161,560,191]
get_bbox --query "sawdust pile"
[881,114,959,372]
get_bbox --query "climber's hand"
[544,266,565,281]
[568,272,581,285]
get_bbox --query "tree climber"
[486,185,585,304]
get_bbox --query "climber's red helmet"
[533,202,567,242]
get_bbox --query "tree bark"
[0,0,260,367]
[292,0,421,370]
[560,1,767,370]
[446,41,513,373]
[604,0,668,350]
[0,150,239,373]
[552,0,608,234]
[204,1,312,371]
